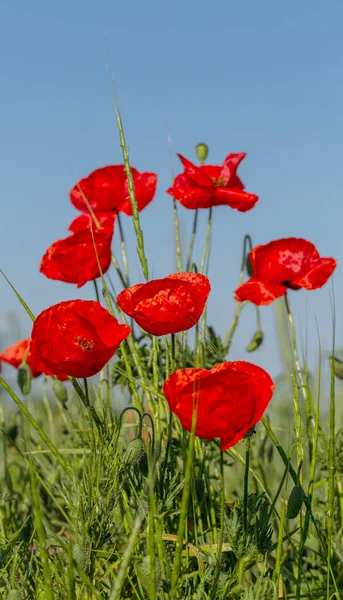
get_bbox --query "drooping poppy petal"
[163,361,274,450]
[167,152,258,212]
[30,300,131,379]
[116,272,211,336]
[68,212,116,234]
[70,165,157,215]
[40,229,113,288]
[235,238,337,306]
[234,278,287,306]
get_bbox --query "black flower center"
[76,336,95,351]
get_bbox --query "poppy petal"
[214,188,259,212]
[120,172,157,215]
[235,278,287,305]
[219,152,246,186]
[177,154,214,187]
[292,257,337,290]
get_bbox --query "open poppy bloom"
[235,238,337,306]
[30,300,131,379]
[70,165,157,216]
[40,229,113,288]
[166,153,258,211]
[68,212,116,234]
[116,272,211,336]
[163,361,274,450]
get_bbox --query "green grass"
[1,100,343,600]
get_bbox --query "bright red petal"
[214,188,259,211]
[251,238,320,284]
[292,257,337,290]
[177,154,214,187]
[120,172,157,215]
[219,152,246,186]
[235,278,287,305]
[68,213,116,234]
[40,230,113,288]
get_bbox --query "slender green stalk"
[243,437,251,541]
[106,59,149,281]
[223,235,252,351]
[117,213,130,286]
[170,400,198,598]
[0,376,73,481]
[168,135,182,272]
[186,211,198,272]
[327,323,336,598]
[29,459,55,600]
[273,498,287,586]
[108,514,144,600]
[210,451,225,599]
[111,255,128,288]
[199,208,212,274]
[93,279,100,302]
[70,378,103,433]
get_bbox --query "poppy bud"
[246,254,253,277]
[72,544,88,572]
[136,556,162,593]
[286,485,304,519]
[36,590,48,600]
[231,585,244,596]
[123,438,145,467]
[246,330,264,352]
[195,143,209,163]
[7,591,22,600]
[18,362,32,395]
[329,356,343,380]
[53,379,68,405]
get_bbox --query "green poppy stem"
[186,210,198,272]
[117,213,130,286]
[170,410,197,598]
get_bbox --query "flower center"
[211,176,226,187]
[76,336,95,351]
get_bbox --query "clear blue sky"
[1,0,342,379]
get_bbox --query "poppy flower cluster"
[3,143,336,453]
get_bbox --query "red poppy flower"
[68,212,116,234]
[166,153,258,211]
[0,339,43,377]
[40,229,113,288]
[30,300,131,379]
[163,361,274,450]
[235,238,337,306]
[116,272,211,336]
[70,165,157,216]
